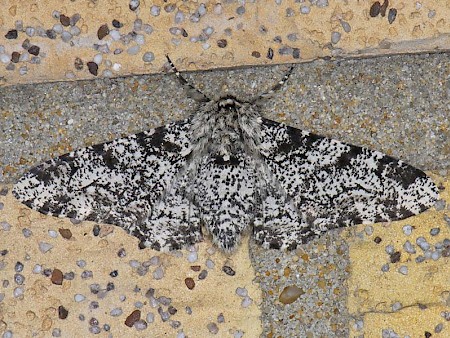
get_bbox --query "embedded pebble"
[235,287,248,297]
[26,27,35,37]
[222,265,235,276]
[51,269,64,285]
[14,274,25,285]
[125,310,141,327]
[129,0,140,11]
[331,31,341,44]
[381,263,390,272]
[430,228,440,236]
[39,242,53,253]
[153,266,164,280]
[388,8,397,24]
[15,261,24,272]
[58,305,69,319]
[416,237,430,251]
[402,225,413,236]
[241,296,253,308]
[398,266,408,275]
[364,226,374,236]
[87,62,98,76]
[187,251,198,263]
[185,277,195,290]
[14,287,24,297]
[97,24,109,40]
[110,308,123,317]
[392,302,402,311]
[127,45,140,55]
[198,270,208,280]
[150,6,161,16]
[1,221,11,231]
[279,285,304,304]
[205,259,215,269]
[434,199,446,211]
[74,294,86,302]
[134,320,147,330]
[403,240,416,254]
[146,312,154,323]
[207,322,219,334]
[175,11,185,24]
[133,19,143,31]
[217,313,225,323]
[33,264,43,274]
[143,24,153,35]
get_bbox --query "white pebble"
[112,63,122,72]
[142,24,153,35]
[146,312,154,323]
[110,307,123,316]
[300,5,311,14]
[13,286,24,298]
[39,242,53,253]
[153,266,164,280]
[1,221,11,231]
[33,264,43,274]
[48,230,58,238]
[74,294,86,302]
[0,54,10,64]
[402,225,413,235]
[150,6,161,16]
[398,266,408,275]
[52,24,63,34]
[135,34,145,45]
[187,251,198,263]
[205,259,215,269]
[241,296,253,308]
[109,30,121,41]
[235,287,248,297]
[93,54,103,65]
[142,52,154,63]
[213,4,223,15]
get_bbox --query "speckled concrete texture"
[0,0,449,85]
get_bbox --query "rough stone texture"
[0,1,449,85]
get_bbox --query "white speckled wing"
[255,118,439,249]
[13,119,202,251]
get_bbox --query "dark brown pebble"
[5,30,18,39]
[292,48,300,59]
[425,332,432,338]
[388,8,397,24]
[11,52,20,63]
[0,249,8,256]
[390,251,401,263]
[97,24,109,40]
[112,19,123,28]
[51,268,64,285]
[369,2,381,17]
[87,61,98,76]
[60,14,71,27]
[74,57,83,70]
[185,277,195,290]
[181,28,188,37]
[58,305,69,319]
[380,0,389,17]
[217,39,227,48]
[58,228,72,239]
[28,45,40,56]
[251,51,261,58]
[374,236,382,244]
[267,47,274,60]
[222,265,235,276]
[191,265,201,272]
[124,310,141,327]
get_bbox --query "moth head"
[217,96,242,111]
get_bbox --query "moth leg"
[256,65,295,101]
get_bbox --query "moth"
[13,58,438,252]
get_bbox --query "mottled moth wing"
[255,118,438,249]
[13,119,201,250]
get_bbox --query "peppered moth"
[13,60,439,252]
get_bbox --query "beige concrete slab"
[0,184,261,337]
[0,0,449,86]
[348,173,450,337]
